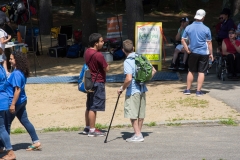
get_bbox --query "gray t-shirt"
[0,11,9,25]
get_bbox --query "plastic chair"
[59,25,73,45]
[50,25,73,47]
[25,35,41,68]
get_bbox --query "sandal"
[0,148,6,153]
[26,144,42,151]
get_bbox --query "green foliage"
[147,121,157,127]
[43,127,80,132]
[177,97,209,108]
[95,123,108,130]
[219,118,238,126]
[11,128,27,134]
[166,123,181,126]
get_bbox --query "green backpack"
[128,53,153,84]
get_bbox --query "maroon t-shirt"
[84,48,108,83]
[223,38,240,54]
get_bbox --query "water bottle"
[209,59,212,68]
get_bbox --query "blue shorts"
[86,82,106,111]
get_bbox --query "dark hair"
[88,33,102,47]
[12,51,30,77]
[220,8,231,16]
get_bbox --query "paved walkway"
[2,126,240,160]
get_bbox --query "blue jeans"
[0,111,12,150]
[0,101,39,148]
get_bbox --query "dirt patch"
[11,52,240,129]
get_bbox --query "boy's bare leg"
[187,71,194,90]
[197,72,205,91]
[131,119,141,136]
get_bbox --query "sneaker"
[126,134,144,142]
[196,91,204,97]
[178,63,186,70]
[168,63,176,70]
[183,89,191,95]
[82,128,89,135]
[88,129,105,137]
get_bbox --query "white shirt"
[0,29,7,51]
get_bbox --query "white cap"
[194,9,206,20]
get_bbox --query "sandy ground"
[10,50,240,129]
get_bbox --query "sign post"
[135,22,162,71]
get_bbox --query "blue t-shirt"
[5,69,27,105]
[124,52,148,96]
[0,65,9,111]
[182,21,212,55]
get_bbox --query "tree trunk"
[231,0,240,24]
[125,0,144,44]
[175,0,182,12]
[39,0,52,35]
[231,0,240,16]
[73,0,81,18]
[81,0,98,47]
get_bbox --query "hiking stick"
[104,94,121,143]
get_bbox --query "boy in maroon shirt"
[83,33,110,137]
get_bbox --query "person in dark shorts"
[181,9,213,96]
[83,33,110,137]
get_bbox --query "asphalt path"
[2,126,240,160]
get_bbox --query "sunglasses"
[219,17,223,19]
[229,32,235,34]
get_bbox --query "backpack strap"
[86,50,100,86]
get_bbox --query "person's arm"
[9,87,21,113]
[0,35,11,44]
[151,65,156,78]
[3,60,8,74]
[207,41,214,61]
[222,40,231,55]
[103,64,110,72]
[117,74,132,95]
[181,38,191,54]
[231,40,240,53]
[175,26,183,41]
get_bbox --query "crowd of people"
[169,7,240,80]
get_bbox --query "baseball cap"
[228,28,236,32]
[194,9,206,20]
[180,17,189,22]
[220,8,231,16]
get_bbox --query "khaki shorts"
[124,93,146,119]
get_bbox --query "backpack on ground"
[67,44,81,58]
[112,48,125,60]
[128,54,152,84]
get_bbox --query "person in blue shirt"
[0,53,16,160]
[117,39,156,142]
[0,51,42,151]
[181,9,213,96]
